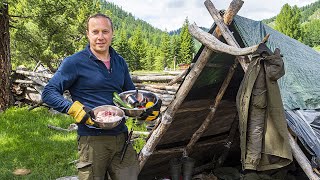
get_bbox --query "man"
[42,14,139,180]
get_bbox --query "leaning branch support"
[137,0,245,171]
[288,132,320,180]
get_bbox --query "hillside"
[262,0,320,50]
[263,1,320,25]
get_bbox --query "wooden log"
[153,138,225,155]
[15,70,53,79]
[288,132,320,180]
[183,61,238,156]
[135,83,179,91]
[204,0,248,71]
[215,0,244,37]
[138,0,244,170]
[131,75,175,83]
[205,63,227,68]
[138,86,176,95]
[13,79,37,84]
[182,0,245,157]
[167,63,194,85]
[189,24,259,56]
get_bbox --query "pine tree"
[128,25,146,71]
[275,4,302,40]
[178,18,195,65]
[113,26,132,64]
[160,32,171,69]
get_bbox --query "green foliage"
[0,106,77,179]
[124,118,147,151]
[8,1,196,71]
[9,0,104,71]
[0,106,147,179]
[275,4,302,40]
[302,19,320,47]
[112,27,132,64]
[300,0,320,22]
[178,18,195,64]
[128,26,146,71]
[160,32,171,69]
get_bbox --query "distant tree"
[0,3,13,111]
[128,25,146,70]
[159,32,171,69]
[113,27,132,64]
[169,35,180,69]
[275,4,302,40]
[10,0,105,71]
[141,46,157,70]
[178,18,195,64]
[302,19,320,47]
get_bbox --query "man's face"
[86,17,113,55]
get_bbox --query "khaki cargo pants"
[77,134,139,180]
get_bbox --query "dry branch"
[288,132,320,180]
[183,61,238,156]
[189,24,259,56]
[138,0,244,170]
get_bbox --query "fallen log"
[135,83,179,91]
[131,75,175,83]
[15,70,53,79]
[138,86,176,95]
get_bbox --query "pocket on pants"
[251,89,267,109]
[77,136,93,180]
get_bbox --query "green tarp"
[233,16,320,110]
[194,15,320,110]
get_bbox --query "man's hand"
[67,101,97,126]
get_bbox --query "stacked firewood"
[11,64,186,112]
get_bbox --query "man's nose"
[97,32,104,39]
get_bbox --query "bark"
[138,0,244,170]
[288,132,320,180]
[0,3,13,112]
[189,24,259,56]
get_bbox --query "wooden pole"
[138,0,245,170]
[288,132,319,180]
[183,0,246,157]
[204,0,248,71]
[183,60,238,156]
[189,24,260,56]
[167,63,194,85]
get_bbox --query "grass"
[0,106,147,179]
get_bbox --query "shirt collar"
[85,44,115,61]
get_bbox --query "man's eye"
[92,31,98,34]
[103,30,109,34]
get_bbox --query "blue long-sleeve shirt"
[42,45,135,136]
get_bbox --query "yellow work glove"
[138,99,162,122]
[67,101,96,126]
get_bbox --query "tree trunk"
[0,3,13,112]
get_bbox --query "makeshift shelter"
[138,0,320,179]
